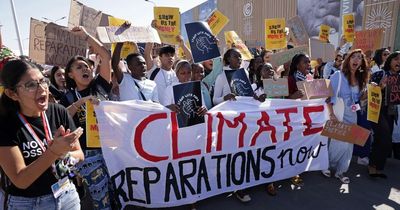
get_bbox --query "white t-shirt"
[119,73,159,102]
[148,66,178,105]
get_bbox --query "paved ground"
[137,157,400,210]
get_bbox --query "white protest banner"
[29,18,87,66]
[95,98,329,208]
[97,26,161,44]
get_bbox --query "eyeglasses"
[15,78,50,92]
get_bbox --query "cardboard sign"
[185,22,220,63]
[309,38,335,61]
[319,24,330,43]
[96,26,161,44]
[29,18,87,66]
[109,16,137,59]
[342,13,355,43]
[269,45,309,67]
[86,101,101,148]
[224,31,253,61]
[265,18,286,50]
[321,120,370,146]
[286,16,309,46]
[225,68,254,97]
[173,81,204,128]
[353,29,384,53]
[263,78,289,97]
[206,9,229,36]
[154,7,180,45]
[367,84,382,123]
[387,75,400,105]
[297,79,333,99]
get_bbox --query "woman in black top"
[59,26,115,209]
[369,51,400,177]
[49,66,67,102]
[0,59,84,209]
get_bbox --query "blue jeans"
[7,184,80,210]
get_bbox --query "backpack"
[149,68,160,81]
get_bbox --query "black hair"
[289,53,307,76]
[373,48,389,67]
[158,45,175,57]
[223,48,239,66]
[125,53,142,66]
[382,51,400,72]
[255,63,273,90]
[65,56,90,89]
[0,59,38,116]
[50,66,62,89]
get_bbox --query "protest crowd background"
[0,0,399,209]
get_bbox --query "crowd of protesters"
[0,15,399,210]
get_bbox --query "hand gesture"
[196,106,208,116]
[71,26,88,39]
[166,104,180,113]
[50,126,83,157]
[223,93,236,101]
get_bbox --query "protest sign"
[367,84,382,123]
[185,22,220,63]
[386,74,400,105]
[154,7,180,45]
[86,101,100,148]
[263,78,289,97]
[269,45,309,67]
[173,81,204,128]
[353,29,384,53]
[319,24,330,43]
[321,120,370,146]
[29,18,87,66]
[342,13,355,42]
[224,31,253,60]
[309,38,335,61]
[109,16,137,59]
[206,9,229,36]
[297,79,333,99]
[265,18,286,50]
[68,0,82,29]
[225,68,254,97]
[95,98,328,208]
[286,16,309,46]
[96,26,161,44]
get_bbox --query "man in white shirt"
[146,45,178,105]
[323,53,344,79]
[111,43,159,102]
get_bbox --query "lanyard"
[17,112,52,152]
[74,89,86,111]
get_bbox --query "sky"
[0,0,206,55]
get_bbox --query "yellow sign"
[206,9,229,36]
[108,16,137,59]
[154,7,180,45]
[265,18,286,50]
[367,84,382,123]
[177,41,190,59]
[319,24,330,43]
[86,101,101,148]
[342,13,355,43]
[224,31,253,60]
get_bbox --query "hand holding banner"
[109,16,137,59]
[225,68,254,97]
[154,7,180,45]
[96,25,161,44]
[265,18,286,50]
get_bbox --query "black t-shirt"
[59,75,112,151]
[0,103,76,197]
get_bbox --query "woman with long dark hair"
[371,48,390,74]
[59,26,114,209]
[0,59,84,209]
[369,51,400,177]
[325,49,369,183]
[49,66,67,102]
